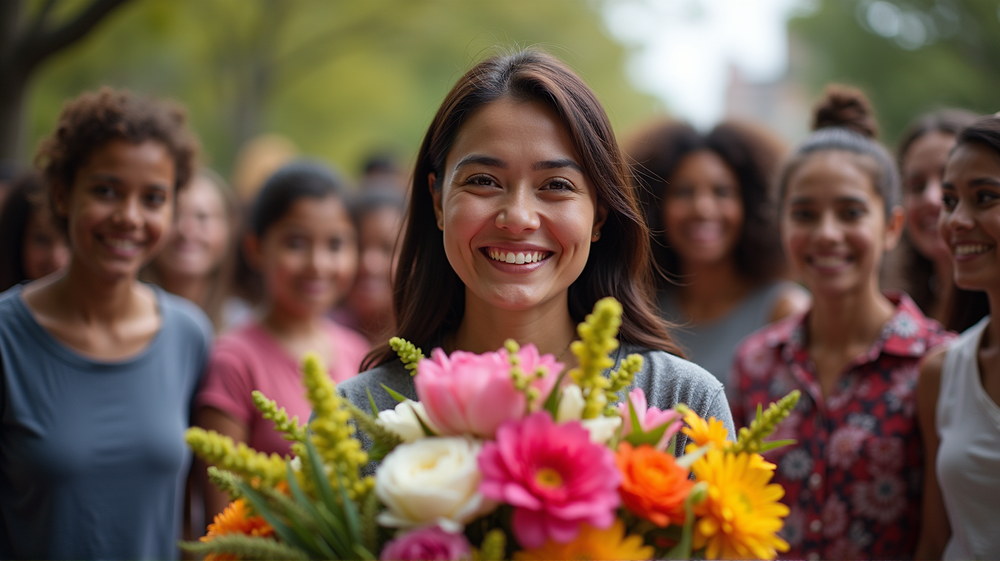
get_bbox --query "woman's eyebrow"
[533,158,582,173]
[454,154,507,171]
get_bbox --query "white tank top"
[936,316,1000,560]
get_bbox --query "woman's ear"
[429,173,444,231]
[884,205,905,251]
[592,204,609,240]
[243,232,263,271]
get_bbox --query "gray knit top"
[337,343,735,457]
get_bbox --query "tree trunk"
[0,0,131,163]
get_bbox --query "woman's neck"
[452,292,577,360]
[807,279,895,351]
[929,256,954,325]
[260,304,327,339]
[158,271,211,308]
[49,261,141,323]
[676,258,751,324]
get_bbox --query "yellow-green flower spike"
[732,390,801,454]
[185,428,287,487]
[252,391,307,442]
[390,337,424,375]
[301,352,372,500]
[569,297,622,418]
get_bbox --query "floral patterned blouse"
[728,293,954,560]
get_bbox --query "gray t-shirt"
[337,342,735,457]
[0,284,212,560]
[658,281,794,387]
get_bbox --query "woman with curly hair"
[629,119,809,385]
[0,89,211,560]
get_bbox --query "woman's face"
[22,205,69,280]
[58,140,176,282]
[940,142,1000,293]
[431,98,605,314]
[662,150,743,268]
[901,130,956,263]
[154,175,230,280]
[348,206,402,321]
[250,196,358,318]
[782,151,901,298]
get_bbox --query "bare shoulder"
[917,347,947,417]
[768,283,811,323]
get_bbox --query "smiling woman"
[338,49,735,458]
[0,88,212,560]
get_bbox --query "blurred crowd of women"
[1,48,998,560]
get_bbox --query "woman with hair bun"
[338,49,734,456]
[629,119,809,385]
[886,109,984,330]
[0,89,211,560]
[916,114,1000,560]
[728,86,954,559]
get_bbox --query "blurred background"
[2,0,999,183]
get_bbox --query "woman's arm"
[914,349,950,560]
[194,406,250,530]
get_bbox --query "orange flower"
[514,519,654,560]
[200,499,274,560]
[615,442,694,527]
[682,410,729,453]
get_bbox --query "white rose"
[556,384,585,421]
[377,400,438,443]
[582,416,622,445]
[375,437,496,532]
[556,384,621,444]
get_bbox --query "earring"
[592,230,601,241]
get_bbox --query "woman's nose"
[495,188,540,234]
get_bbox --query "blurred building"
[724,36,811,144]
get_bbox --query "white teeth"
[488,249,546,264]
[106,239,138,249]
[955,244,991,256]
[813,256,846,268]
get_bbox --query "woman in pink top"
[195,161,368,523]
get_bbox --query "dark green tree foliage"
[0,0,131,161]
[23,0,658,177]
[789,0,1000,145]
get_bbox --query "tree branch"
[16,0,130,73]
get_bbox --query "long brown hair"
[364,49,680,369]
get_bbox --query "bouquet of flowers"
[183,298,798,560]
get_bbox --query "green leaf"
[366,387,380,417]
[666,432,677,457]
[285,464,350,557]
[303,438,341,521]
[622,393,671,449]
[759,438,797,453]
[541,369,569,417]
[380,384,408,403]
[179,534,309,560]
[235,481,313,555]
[664,481,706,559]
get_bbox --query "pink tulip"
[618,388,683,451]
[478,412,621,548]
[414,348,525,438]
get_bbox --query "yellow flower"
[513,519,653,561]
[682,410,730,452]
[691,449,790,560]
